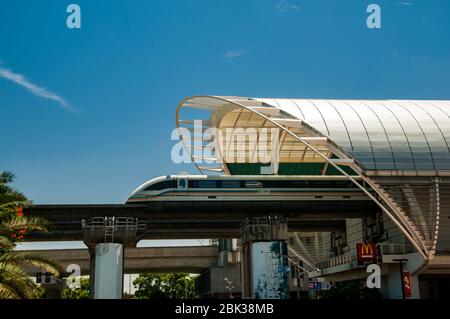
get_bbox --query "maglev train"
[126,175,368,203]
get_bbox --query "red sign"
[357,243,377,264]
[402,272,412,298]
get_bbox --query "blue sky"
[1,0,450,204]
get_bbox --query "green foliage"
[319,280,382,299]
[133,273,196,299]
[62,277,90,299]
[0,171,27,206]
[35,285,47,299]
[123,292,136,299]
[0,170,61,299]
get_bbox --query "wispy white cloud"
[275,0,301,13]
[0,65,72,111]
[223,49,247,61]
[397,1,412,6]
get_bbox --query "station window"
[363,213,384,242]
[330,231,348,257]
[145,180,177,191]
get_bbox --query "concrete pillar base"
[240,216,289,299]
[93,243,124,299]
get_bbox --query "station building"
[177,96,450,299]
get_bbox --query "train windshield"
[144,180,177,191]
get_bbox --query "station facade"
[177,96,450,299]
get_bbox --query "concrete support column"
[89,248,96,298]
[240,216,289,299]
[94,243,124,299]
[82,216,144,299]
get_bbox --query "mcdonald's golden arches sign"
[357,243,377,264]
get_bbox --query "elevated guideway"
[21,182,380,299]
[22,246,219,275]
[23,198,378,241]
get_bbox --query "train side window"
[291,180,309,188]
[144,180,177,191]
[311,181,330,188]
[188,180,198,188]
[178,179,187,189]
[244,181,263,188]
[198,180,218,188]
[222,180,241,188]
[261,180,293,188]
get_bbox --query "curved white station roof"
[177,96,450,174]
[256,98,450,171]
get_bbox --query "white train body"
[126,175,368,203]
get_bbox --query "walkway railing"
[315,254,354,270]
[378,243,406,255]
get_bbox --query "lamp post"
[393,258,408,299]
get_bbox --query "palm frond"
[1,216,50,233]
[0,262,37,298]
[0,252,61,276]
[0,201,29,218]
[0,171,60,299]
[0,283,22,299]
[0,201,29,210]
[0,236,15,250]
[0,171,15,184]
[0,192,28,205]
